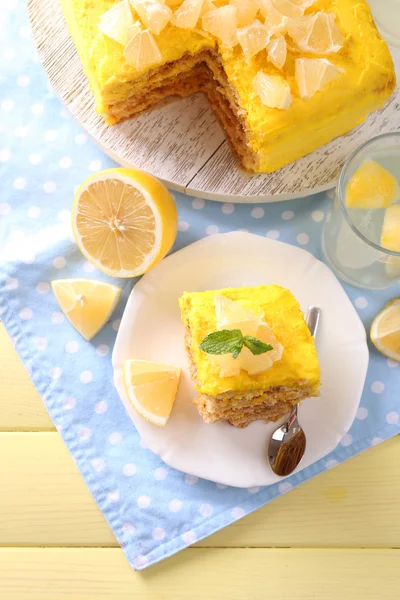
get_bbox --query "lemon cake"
[179,285,320,427]
[60,0,396,173]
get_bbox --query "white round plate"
[112,232,369,488]
[29,0,400,203]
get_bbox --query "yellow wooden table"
[0,323,399,599]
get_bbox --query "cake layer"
[194,385,315,428]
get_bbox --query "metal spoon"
[268,306,321,477]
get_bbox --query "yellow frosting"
[61,0,396,172]
[179,285,321,396]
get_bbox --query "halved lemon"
[124,359,181,426]
[72,168,178,278]
[346,160,400,209]
[51,279,122,340]
[371,298,400,362]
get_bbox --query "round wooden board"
[28,0,400,203]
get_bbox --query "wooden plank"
[1,432,399,548]
[0,325,54,431]
[0,547,399,599]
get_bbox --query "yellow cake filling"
[179,285,321,396]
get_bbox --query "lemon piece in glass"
[253,71,291,109]
[288,11,344,54]
[51,279,122,341]
[72,168,178,278]
[371,298,400,362]
[124,359,181,426]
[381,205,400,278]
[295,57,340,100]
[346,160,400,209]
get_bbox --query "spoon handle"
[285,307,321,431]
[306,306,321,338]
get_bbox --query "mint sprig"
[199,329,273,359]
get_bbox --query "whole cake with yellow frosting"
[179,285,320,427]
[60,0,396,173]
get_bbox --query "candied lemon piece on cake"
[237,19,270,61]
[72,168,178,278]
[124,359,181,426]
[371,298,400,362]
[124,28,162,70]
[211,295,284,377]
[131,0,172,35]
[202,5,238,47]
[258,0,288,33]
[346,160,400,209]
[98,0,134,45]
[288,11,344,54]
[230,0,258,27]
[267,35,287,69]
[295,58,339,99]
[271,0,313,18]
[215,294,263,336]
[253,71,291,109]
[171,0,205,29]
[51,279,122,340]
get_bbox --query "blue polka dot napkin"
[1,2,399,570]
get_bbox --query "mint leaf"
[199,329,244,358]
[243,336,273,355]
[200,329,274,359]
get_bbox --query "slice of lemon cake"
[179,285,320,427]
[60,0,396,173]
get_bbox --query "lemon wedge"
[371,298,400,362]
[72,168,178,278]
[288,11,344,54]
[51,279,122,340]
[124,359,181,426]
[346,160,400,209]
[381,205,400,278]
[253,71,291,109]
